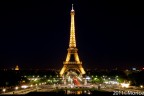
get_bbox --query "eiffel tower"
[60,4,85,76]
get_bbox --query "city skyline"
[0,1,144,70]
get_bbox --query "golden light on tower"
[69,4,76,48]
[15,65,19,70]
[60,4,85,76]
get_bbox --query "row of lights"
[2,86,19,93]
[1,82,46,93]
[1,82,45,93]
[24,75,59,78]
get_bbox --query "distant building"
[15,65,19,70]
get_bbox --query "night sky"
[0,0,144,70]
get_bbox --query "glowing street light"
[30,84,33,87]
[140,85,143,88]
[86,76,91,80]
[15,86,19,90]
[21,85,28,89]
[121,83,130,88]
[34,78,38,81]
[2,88,6,93]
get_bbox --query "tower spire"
[69,4,76,48]
[72,4,74,11]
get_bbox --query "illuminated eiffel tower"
[60,4,85,76]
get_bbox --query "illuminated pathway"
[2,87,38,95]
[1,85,54,95]
[1,84,143,95]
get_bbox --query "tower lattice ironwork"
[60,4,85,76]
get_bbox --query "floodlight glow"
[30,84,33,87]
[21,85,28,89]
[2,88,6,92]
[15,86,18,90]
[121,83,129,88]
[104,81,108,84]
[140,85,143,88]
[86,76,91,80]
[34,78,38,81]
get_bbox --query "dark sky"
[0,0,144,70]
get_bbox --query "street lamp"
[15,86,19,90]
[121,83,130,88]
[30,84,33,87]
[21,85,28,89]
[140,85,143,88]
[2,88,6,93]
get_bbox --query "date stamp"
[113,91,144,95]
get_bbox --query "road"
[1,85,54,95]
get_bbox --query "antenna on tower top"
[71,4,74,11]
